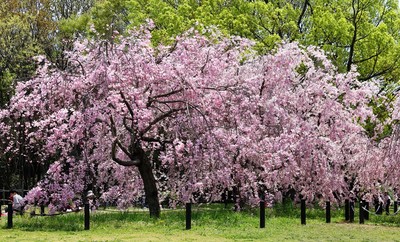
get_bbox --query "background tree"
[302,0,400,82]
[0,0,95,191]
[0,0,96,107]
[67,0,400,84]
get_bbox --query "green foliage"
[305,0,400,82]
[51,0,95,20]
[123,0,300,48]
[0,13,40,107]
[56,0,400,89]
[0,0,97,106]
[59,14,92,39]
[90,0,130,39]
[0,70,16,107]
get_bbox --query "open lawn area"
[2,204,400,241]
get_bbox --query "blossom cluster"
[1,23,389,211]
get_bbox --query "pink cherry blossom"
[1,24,384,217]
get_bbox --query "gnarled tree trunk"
[138,155,160,218]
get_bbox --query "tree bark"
[298,0,310,33]
[138,154,160,218]
[347,0,358,72]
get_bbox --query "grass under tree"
[2,203,400,241]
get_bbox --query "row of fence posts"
[185,198,400,229]
[4,199,399,230]
[297,199,399,227]
[5,203,91,230]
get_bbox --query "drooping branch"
[110,116,117,136]
[123,117,135,134]
[111,139,140,166]
[110,113,141,166]
[114,138,131,158]
[120,91,135,119]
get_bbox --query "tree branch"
[297,0,310,33]
[140,108,185,135]
[353,49,383,64]
[114,138,131,158]
[110,116,117,136]
[142,136,173,143]
[123,116,135,134]
[120,91,135,119]
[111,139,140,166]
[147,88,184,107]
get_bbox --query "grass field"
[2,203,400,241]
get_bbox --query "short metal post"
[7,204,12,228]
[394,201,398,214]
[186,203,191,230]
[359,200,364,224]
[365,202,369,220]
[345,199,349,221]
[349,201,354,222]
[386,198,390,215]
[84,203,90,230]
[223,190,228,208]
[260,195,265,228]
[326,201,331,223]
[40,205,45,216]
[301,199,306,225]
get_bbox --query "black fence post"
[186,203,191,230]
[326,201,331,223]
[223,190,228,208]
[84,203,90,230]
[301,199,306,225]
[7,204,12,229]
[385,198,390,215]
[349,201,354,223]
[345,199,349,221]
[40,205,45,216]
[260,195,265,228]
[359,200,364,224]
[394,201,398,214]
[365,201,369,220]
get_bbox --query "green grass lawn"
[2,203,400,241]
